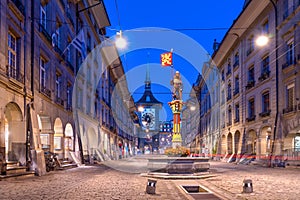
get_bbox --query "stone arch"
[260,126,272,157]
[227,132,233,154]
[64,123,74,158]
[246,129,257,154]
[4,102,25,163]
[54,118,63,155]
[234,130,241,153]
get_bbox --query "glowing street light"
[115,31,127,49]
[256,35,269,47]
[138,106,144,112]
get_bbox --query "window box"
[233,89,239,96]
[41,87,51,98]
[258,70,270,81]
[283,106,297,114]
[259,110,271,117]
[246,80,255,90]
[246,115,256,122]
[55,97,64,106]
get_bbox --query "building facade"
[0,0,133,175]
[200,0,300,164]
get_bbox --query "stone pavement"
[0,159,299,200]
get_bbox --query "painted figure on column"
[169,71,183,148]
[171,71,183,100]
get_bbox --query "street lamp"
[115,31,127,49]
[256,35,269,47]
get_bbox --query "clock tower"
[135,67,162,153]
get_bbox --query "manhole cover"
[180,185,221,200]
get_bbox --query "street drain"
[181,185,209,193]
[180,185,221,200]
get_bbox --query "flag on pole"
[161,52,173,67]
[63,29,87,59]
[71,29,86,58]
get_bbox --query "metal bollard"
[243,179,253,193]
[146,179,157,194]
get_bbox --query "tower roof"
[135,66,162,106]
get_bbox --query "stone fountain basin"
[147,157,210,174]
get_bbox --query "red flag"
[161,52,172,66]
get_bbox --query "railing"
[227,121,232,126]
[11,0,25,16]
[39,24,52,44]
[246,115,256,122]
[226,68,231,76]
[259,110,271,117]
[258,70,270,81]
[56,97,64,106]
[234,118,240,123]
[233,88,239,96]
[66,105,72,112]
[41,86,51,98]
[233,61,239,69]
[246,80,255,90]
[6,65,24,83]
[283,105,297,114]
[227,95,232,101]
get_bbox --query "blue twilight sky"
[103,0,245,120]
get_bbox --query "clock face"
[141,108,155,129]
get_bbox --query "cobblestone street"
[0,160,300,200]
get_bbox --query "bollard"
[243,179,253,193]
[146,179,157,194]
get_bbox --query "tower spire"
[145,53,151,90]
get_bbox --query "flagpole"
[170,48,174,91]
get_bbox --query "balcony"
[233,61,239,69]
[66,105,72,112]
[282,57,296,70]
[227,121,232,127]
[55,97,64,107]
[258,70,270,81]
[234,118,240,123]
[259,110,271,118]
[283,106,297,114]
[227,95,232,101]
[226,69,231,76]
[246,115,256,122]
[233,88,239,96]
[40,86,51,98]
[39,24,52,44]
[6,65,24,83]
[246,80,255,90]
